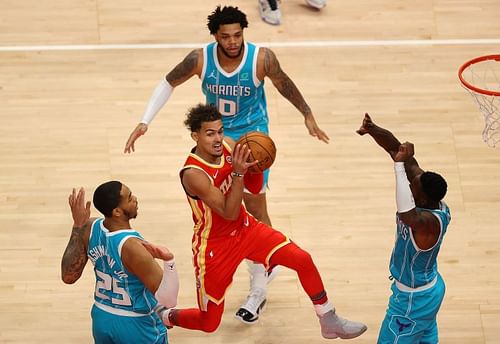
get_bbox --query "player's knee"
[200,320,220,333]
[294,248,314,271]
[200,312,222,333]
[274,243,315,272]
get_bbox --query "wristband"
[231,171,244,178]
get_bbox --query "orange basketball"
[235,132,277,174]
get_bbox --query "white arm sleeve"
[154,259,179,308]
[140,79,174,125]
[394,162,416,213]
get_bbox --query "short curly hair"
[184,103,222,132]
[93,181,122,217]
[421,171,447,202]
[207,6,248,35]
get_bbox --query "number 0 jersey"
[87,218,159,314]
[201,41,269,139]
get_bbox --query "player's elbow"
[61,270,82,284]
[61,275,78,284]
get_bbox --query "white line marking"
[0,39,499,52]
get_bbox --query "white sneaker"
[305,0,326,9]
[318,309,367,339]
[235,264,279,324]
[235,287,267,324]
[258,0,282,25]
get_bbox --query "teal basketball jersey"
[201,41,269,139]
[390,202,451,288]
[88,218,159,314]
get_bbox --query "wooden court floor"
[1,1,499,343]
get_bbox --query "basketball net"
[459,55,500,148]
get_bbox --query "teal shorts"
[91,304,167,344]
[377,274,445,344]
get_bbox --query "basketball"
[235,132,277,174]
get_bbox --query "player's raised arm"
[357,113,423,181]
[259,47,329,143]
[124,49,203,153]
[61,188,93,284]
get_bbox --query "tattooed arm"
[166,48,203,86]
[61,188,93,284]
[259,47,329,143]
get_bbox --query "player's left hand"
[68,187,91,228]
[356,113,374,135]
[305,115,330,143]
[232,143,259,174]
[142,241,174,261]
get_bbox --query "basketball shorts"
[91,304,167,344]
[377,274,445,344]
[193,216,289,309]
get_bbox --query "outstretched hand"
[142,241,174,261]
[124,123,148,153]
[356,113,374,136]
[305,115,330,143]
[68,187,91,228]
[232,143,259,175]
[393,142,415,162]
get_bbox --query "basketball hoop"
[458,54,500,148]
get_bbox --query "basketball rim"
[458,54,500,96]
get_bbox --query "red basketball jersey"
[180,140,249,239]
[180,141,252,304]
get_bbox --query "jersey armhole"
[409,211,444,252]
[253,45,261,88]
[200,45,208,80]
[180,165,213,199]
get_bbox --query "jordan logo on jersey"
[207,70,217,80]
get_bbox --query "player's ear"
[191,132,199,142]
[111,207,123,218]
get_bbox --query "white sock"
[247,260,268,291]
[314,301,334,316]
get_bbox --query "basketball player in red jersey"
[154,103,367,339]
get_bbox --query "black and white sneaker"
[235,297,267,324]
